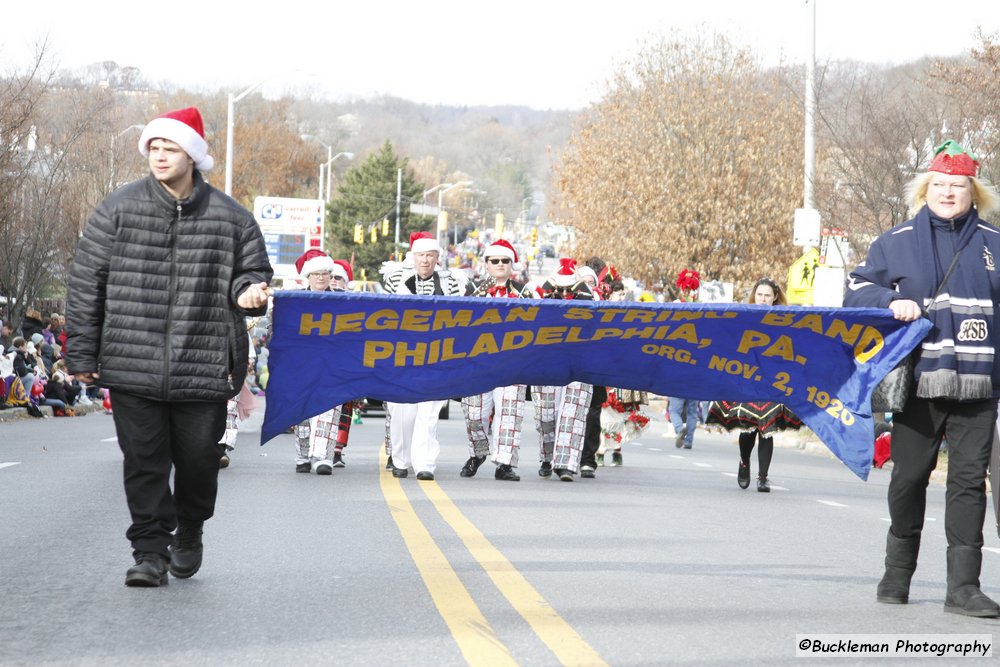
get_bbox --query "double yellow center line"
[379,456,608,667]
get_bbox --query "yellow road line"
[420,482,609,667]
[378,461,517,667]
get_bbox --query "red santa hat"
[295,249,335,277]
[332,259,353,282]
[410,231,442,254]
[576,266,598,285]
[483,239,517,263]
[138,107,215,171]
[552,258,578,286]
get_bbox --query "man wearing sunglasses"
[460,240,531,481]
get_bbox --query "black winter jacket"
[65,172,273,402]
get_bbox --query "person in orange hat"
[846,140,1000,618]
[65,106,272,588]
[460,240,531,482]
[380,232,465,480]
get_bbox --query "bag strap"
[923,252,962,317]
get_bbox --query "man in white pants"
[381,232,464,481]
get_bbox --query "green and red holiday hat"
[929,140,979,177]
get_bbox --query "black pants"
[888,396,995,548]
[110,390,227,558]
[581,386,607,468]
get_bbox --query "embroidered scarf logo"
[957,319,989,342]
[983,246,995,271]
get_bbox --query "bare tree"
[554,34,803,292]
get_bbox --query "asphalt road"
[1,400,998,666]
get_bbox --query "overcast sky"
[4,1,998,109]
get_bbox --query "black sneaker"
[460,455,487,477]
[416,471,435,481]
[580,465,596,479]
[332,452,345,468]
[495,464,520,481]
[611,451,623,466]
[757,475,771,493]
[392,466,408,478]
[295,461,311,473]
[737,461,751,489]
[169,523,204,579]
[538,461,553,478]
[554,468,575,482]
[126,553,169,587]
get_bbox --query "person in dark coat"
[65,107,273,588]
[845,140,1000,618]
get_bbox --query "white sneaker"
[78,395,93,406]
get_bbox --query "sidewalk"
[0,399,106,423]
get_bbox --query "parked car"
[538,244,555,258]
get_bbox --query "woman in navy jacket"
[845,141,1000,618]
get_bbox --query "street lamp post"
[108,124,145,193]
[301,135,332,200]
[225,80,266,196]
[322,152,355,203]
[427,181,472,248]
[303,135,354,202]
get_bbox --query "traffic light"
[531,227,538,246]
[353,224,364,244]
[439,210,448,233]
[370,226,378,243]
[495,213,504,238]
[382,218,390,236]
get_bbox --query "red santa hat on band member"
[483,239,517,263]
[138,107,215,171]
[552,258,578,286]
[332,259,354,282]
[410,231,442,254]
[295,249,336,277]
[576,266,598,285]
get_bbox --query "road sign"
[253,196,324,276]
[787,247,820,305]
[818,226,849,268]
[793,208,821,247]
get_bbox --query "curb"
[0,401,107,423]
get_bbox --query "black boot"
[460,455,487,477]
[126,552,169,587]
[495,464,520,481]
[876,531,919,604]
[169,523,204,579]
[944,546,1000,617]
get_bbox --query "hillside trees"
[555,34,803,292]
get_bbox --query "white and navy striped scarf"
[914,206,998,400]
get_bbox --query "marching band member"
[460,240,531,481]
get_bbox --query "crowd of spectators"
[1,310,98,416]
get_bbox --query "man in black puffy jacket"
[65,107,273,588]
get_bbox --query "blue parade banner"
[261,291,931,480]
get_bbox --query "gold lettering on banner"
[300,313,333,335]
